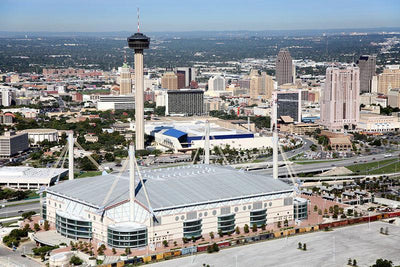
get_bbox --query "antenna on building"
[124,50,127,63]
[137,8,140,33]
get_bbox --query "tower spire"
[124,50,127,63]
[137,8,140,33]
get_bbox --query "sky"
[0,0,399,32]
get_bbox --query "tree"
[235,226,240,235]
[261,224,266,231]
[244,224,249,233]
[212,243,219,252]
[352,259,357,266]
[125,247,131,255]
[371,259,393,267]
[162,240,168,247]
[34,223,40,232]
[70,256,83,266]
[314,205,318,212]
[277,221,281,228]
[284,219,288,227]
[303,243,307,251]
[298,242,302,249]
[112,248,116,255]
[43,220,50,231]
[348,258,352,265]
[252,223,258,232]
[105,152,115,162]
[22,211,36,221]
[209,232,214,239]
[218,229,223,237]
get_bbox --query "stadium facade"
[45,164,294,249]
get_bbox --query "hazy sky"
[1,0,399,32]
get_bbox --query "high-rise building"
[208,76,226,92]
[161,72,178,90]
[177,73,185,89]
[0,131,29,158]
[276,48,293,86]
[378,66,400,95]
[274,90,302,122]
[357,55,376,94]
[250,71,274,101]
[119,63,132,95]
[176,67,196,88]
[320,66,360,131]
[166,90,204,116]
[127,31,150,150]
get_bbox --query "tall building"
[128,31,150,150]
[320,66,360,131]
[357,55,376,94]
[274,90,302,122]
[0,131,29,158]
[378,67,400,95]
[208,76,226,92]
[97,95,135,111]
[176,67,196,88]
[177,73,185,89]
[119,63,132,95]
[166,90,204,116]
[161,72,178,90]
[250,71,274,101]
[276,48,293,86]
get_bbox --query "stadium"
[44,164,294,250]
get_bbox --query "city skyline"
[0,0,399,32]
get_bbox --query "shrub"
[209,232,214,239]
[218,229,223,237]
[252,223,258,232]
[112,248,116,255]
[261,224,266,231]
[22,211,36,221]
[244,224,249,233]
[303,243,307,251]
[70,256,83,266]
[32,246,54,257]
[298,242,302,249]
[163,240,168,247]
[43,220,50,231]
[235,226,240,235]
[34,223,41,232]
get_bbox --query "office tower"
[320,66,360,131]
[166,90,204,116]
[119,62,132,95]
[208,76,226,92]
[0,131,29,158]
[127,30,150,150]
[377,66,400,95]
[176,67,197,88]
[275,90,302,122]
[161,72,178,90]
[250,71,274,101]
[357,55,376,94]
[177,72,185,89]
[276,48,293,86]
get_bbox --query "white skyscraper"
[320,66,360,131]
[208,76,226,92]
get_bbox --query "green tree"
[69,256,83,266]
[371,259,393,267]
[303,243,307,251]
[235,226,240,235]
[34,223,40,232]
[43,220,50,231]
[252,223,258,232]
[244,224,249,233]
[209,232,214,239]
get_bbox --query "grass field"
[76,171,104,178]
[346,158,399,175]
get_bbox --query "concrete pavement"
[151,221,400,267]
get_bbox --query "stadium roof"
[163,128,187,139]
[47,165,292,211]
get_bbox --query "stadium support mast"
[204,120,210,164]
[68,132,74,180]
[129,144,136,222]
[272,92,278,179]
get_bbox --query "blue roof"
[163,128,187,139]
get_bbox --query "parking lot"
[152,221,400,267]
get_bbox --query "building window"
[183,219,202,239]
[175,216,179,221]
[218,214,235,234]
[107,226,147,249]
[56,212,92,240]
[234,207,239,213]
[212,210,217,216]
[181,215,185,220]
[250,209,267,227]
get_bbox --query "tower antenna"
[137,8,140,32]
[124,50,127,63]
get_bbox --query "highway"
[0,202,40,218]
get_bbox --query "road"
[251,153,399,177]
[151,221,400,267]
[0,202,40,218]
[0,242,42,267]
